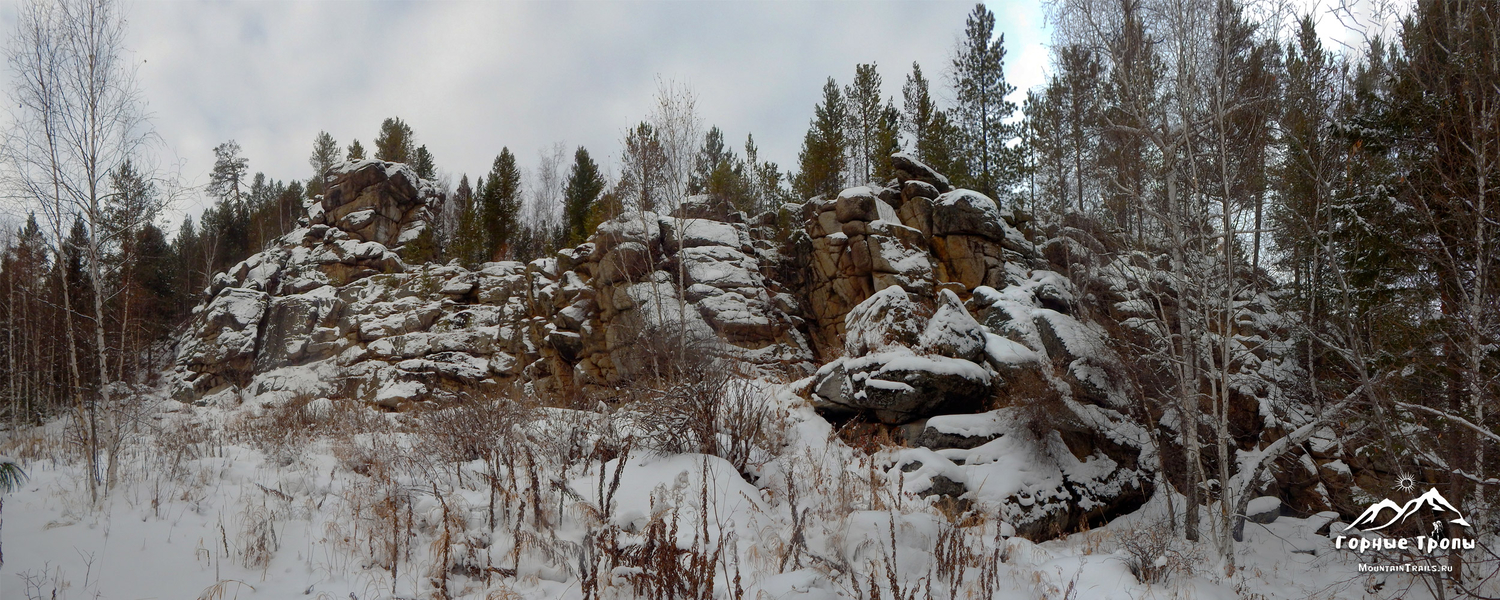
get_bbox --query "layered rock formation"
[173,160,815,408]
[171,153,1152,539]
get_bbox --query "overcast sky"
[0,0,1384,235]
[0,0,1053,231]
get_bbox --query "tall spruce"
[902,62,965,182]
[619,122,667,213]
[563,147,605,246]
[481,149,523,260]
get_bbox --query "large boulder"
[891,152,952,193]
[321,160,431,248]
[179,287,271,384]
[931,189,1012,241]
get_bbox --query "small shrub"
[1118,516,1199,584]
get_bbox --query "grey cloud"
[2,0,1050,228]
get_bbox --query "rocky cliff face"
[171,154,1157,539]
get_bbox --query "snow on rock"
[661,216,746,251]
[919,289,987,362]
[1247,496,1283,523]
[931,189,1014,241]
[843,285,928,356]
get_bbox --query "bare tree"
[2,0,152,502]
[647,77,704,366]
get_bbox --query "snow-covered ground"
[0,382,1465,599]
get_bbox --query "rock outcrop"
[172,161,815,408]
[171,153,1151,541]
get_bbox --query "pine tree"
[374,117,416,163]
[207,141,248,205]
[873,101,903,180]
[347,139,366,161]
[845,63,884,183]
[173,215,203,300]
[1271,15,1338,323]
[448,174,487,267]
[618,121,667,213]
[690,126,751,210]
[902,63,937,156]
[951,3,1018,198]
[902,63,965,181]
[563,147,605,246]
[688,126,732,194]
[308,131,339,197]
[128,223,179,348]
[744,134,788,214]
[795,78,849,199]
[413,145,436,180]
[480,148,523,260]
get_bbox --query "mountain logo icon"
[1344,487,1471,532]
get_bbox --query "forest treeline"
[1,0,1498,563]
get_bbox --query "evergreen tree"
[480,149,523,260]
[845,63,885,183]
[951,3,1018,198]
[207,141,248,205]
[873,100,903,180]
[563,147,605,246]
[902,63,937,157]
[173,215,203,299]
[374,117,416,163]
[744,134,789,214]
[129,223,179,344]
[688,126,732,194]
[448,174,487,267]
[62,217,96,384]
[690,126,752,211]
[902,62,967,182]
[413,145,436,180]
[308,131,339,197]
[618,121,667,213]
[347,139,366,161]
[795,78,849,199]
[1271,15,1339,322]
[400,226,441,265]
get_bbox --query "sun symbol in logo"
[1395,471,1417,494]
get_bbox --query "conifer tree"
[448,174,487,267]
[347,139,366,161]
[902,63,937,156]
[795,78,849,199]
[618,121,667,213]
[374,117,416,163]
[308,131,339,197]
[902,63,965,180]
[413,145,436,180]
[688,126,732,194]
[744,134,788,214]
[951,3,1018,198]
[873,101,902,180]
[480,149,523,260]
[845,63,884,183]
[208,141,248,206]
[563,147,605,246]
